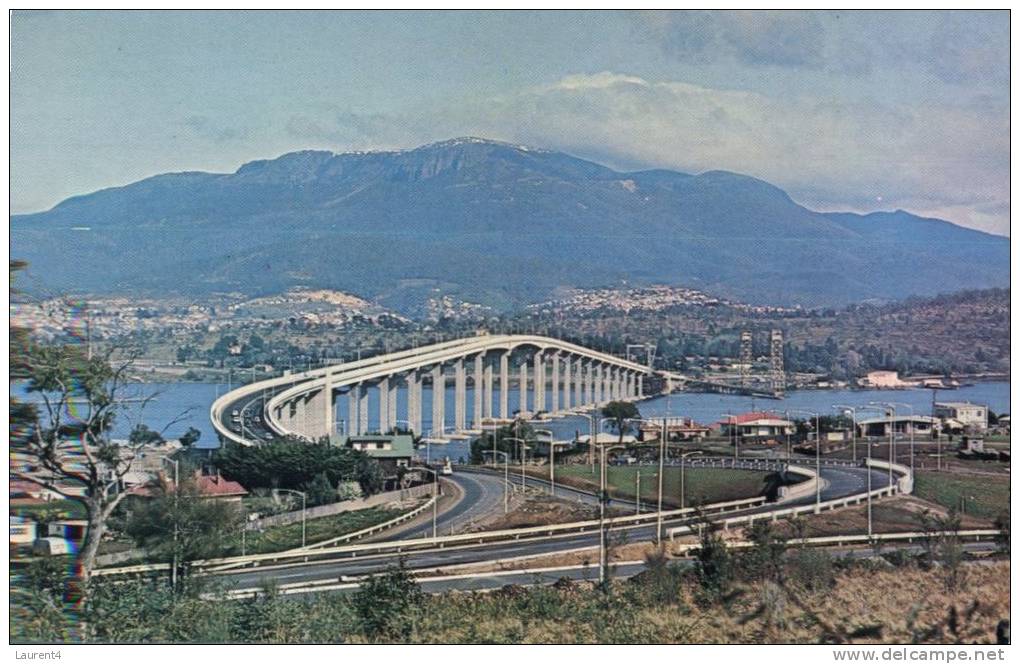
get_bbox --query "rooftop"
[337,434,415,458]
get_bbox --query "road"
[212,463,894,593]
[242,541,1001,598]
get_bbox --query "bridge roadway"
[212,463,892,592]
[211,334,653,447]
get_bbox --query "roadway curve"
[212,461,896,592]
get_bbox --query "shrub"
[695,526,733,602]
[353,564,424,640]
[788,548,834,592]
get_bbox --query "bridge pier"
[358,383,369,434]
[587,363,595,405]
[387,378,397,432]
[518,360,528,415]
[408,371,422,436]
[574,357,584,409]
[323,372,334,436]
[472,354,484,429]
[431,364,445,435]
[483,356,494,420]
[454,358,467,431]
[378,377,390,435]
[549,352,560,415]
[347,385,360,437]
[534,351,545,413]
[499,352,510,419]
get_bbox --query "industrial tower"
[769,329,785,397]
[739,331,753,387]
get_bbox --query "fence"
[249,483,433,530]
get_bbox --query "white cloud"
[252,70,1009,236]
[469,72,1009,235]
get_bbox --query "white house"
[934,402,988,431]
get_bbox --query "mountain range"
[10,137,1009,313]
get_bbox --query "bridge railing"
[93,494,765,578]
[667,458,914,539]
[260,334,651,441]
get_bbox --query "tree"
[301,472,337,507]
[744,521,787,583]
[469,417,537,464]
[695,523,733,603]
[12,339,180,587]
[129,423,164,447]
[125,475,243,587]
[356,456,384,495]
[601,401,640,448]
[214,438,376,494]
[178,427,202,449]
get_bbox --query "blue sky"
[11,10,1010,235]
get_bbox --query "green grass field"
[221,504,412,556]
[912,471,1010,521]
[549,464,771,509]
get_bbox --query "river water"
[14,380,1009,458]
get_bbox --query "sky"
[10,10,1010,235]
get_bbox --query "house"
[336,434,414,475]
[859,371,917,389]
[193,472,248,503]
[130,469,249,503]
[856,415,940,438]
[10,479,63,503]
[10,516,37,546]
[719,412,795,442]
[638,417,711,442]
[576,432,638,446]
[44,519,88,544]
[934,402,988,431]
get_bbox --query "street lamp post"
[657,418,666,543]
[609,416,669,544]
[832,404,859,463]
[422,426,447,465]
[483,450,510,513]
[502,436,527,489]
[679,451,703,510]
[414,467,440,539]
[869,401,897,489]
[276,488,307,548]
[598,443,626,589]
[720,413,740,461]
[160,456,180,588]
[880,401,915,474]
[848,404,884,538]
[478,423,500,469]
[533,428,556,496]
[788,409,821,512]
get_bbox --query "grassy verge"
[221,503,415,556]
[547,464,770,508]
[25,559,1009,644]
[912,472,1010,521]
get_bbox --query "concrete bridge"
[211,334,652,446]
